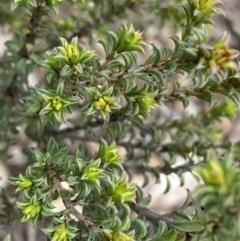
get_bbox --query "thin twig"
[48,111,126,136]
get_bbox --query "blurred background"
[0,0,240,240]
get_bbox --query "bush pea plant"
[1,0,240,240]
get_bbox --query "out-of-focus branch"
[130,202,173,227]
[48,1,139,50]
[222,17,240,50]
[123,161,192,175]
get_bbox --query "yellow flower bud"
[112,231,134,241]
[70,45,80,64]
[19,179,33,188]
[104,104,111,112]
[94,101,102,110]
[51,231,60,241]
[66,45,73,58]
[23,204,35,215]
[98,97,106,107]
[103,95,114,103]
[30,206,41,217]
[54,102,63,111]
[198,159,225,186]
[57,47,68,57]
[58,230,67,241]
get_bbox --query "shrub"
[1,0,240,240]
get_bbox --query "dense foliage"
[1,0,240,240]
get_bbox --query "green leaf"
[127,45,145,54]
[118,202,131,218]
[132,219,147,239]
[108,31,118,51]
[32,43,48,52]
[163,176,171,194]
[172,220,205,232]
[195,90,214,106]
[16,58,27,76]
[60,65,72,78]
[178,96,189,108]
[5,40,21,52]
[107,60,123,69]
[51,4,59,15]
[176,235,186,241]
[98,38,110,56]
[34,149,44,163]
[4,234,11,241]
[46,137,58,153]
[121,52,136,68]
[56,82,64,95]
[227,92,239,106]
[73,63,82,74]
[11,2,20,12]
[156,220,168,237]
[147,69,166,86]
[142,172,150,188]
[185,47,198,58]
[28,0,37,7]
[29,53,42,63]
[129,116,143,127]
[151,43,164,63]
[0,148,12,161]
[182,4,192,25]
[173,211,191,221]
[145,52,157,65]
[219,83,233,96]
[165,62,177,74]
[163,228,177,241]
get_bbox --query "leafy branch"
[1,0,240,241]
